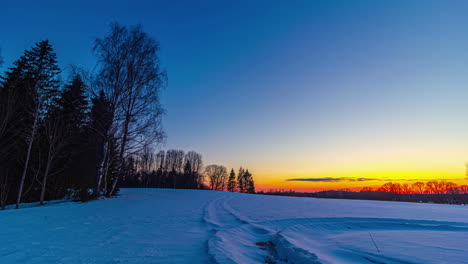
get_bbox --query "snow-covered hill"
[0,189,467,263]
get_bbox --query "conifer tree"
[237,167,245,193]
[15,40,61,209]
[245,170,255,194]
[227,169,236,192]
[243,169,252,193]
[0,57,28,208]
[58,75,88,129]
[41,75,89,204]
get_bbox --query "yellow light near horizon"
[254,167,468,192]
[243,137,468,191]
[256,176,468,192]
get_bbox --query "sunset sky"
[2,0,468,191]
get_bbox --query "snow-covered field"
[0,189,467,264]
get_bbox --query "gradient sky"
[2,0,468,191]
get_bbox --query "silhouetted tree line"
[0,23,166,209]
[256,189,308,197]
[120,149,203,189]
[258,180,468,205]
[356,180,468,204]
[119,148,256,193]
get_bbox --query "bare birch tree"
[93,23,166,196]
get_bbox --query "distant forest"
[0,23,255,209]
[259,180,468,205]
[120,148,255,193]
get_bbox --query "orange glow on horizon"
[255,171,468,193]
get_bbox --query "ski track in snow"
[203,193,468,264]
[1,189,467,264]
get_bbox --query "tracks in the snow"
[257,218,468,264]
[202,197,468,264]
[203,196,247,230]
[203,195,268,264]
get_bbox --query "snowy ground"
[0,189,467,263]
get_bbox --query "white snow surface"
[0,188,467,263]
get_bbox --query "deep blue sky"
[2,0,468,189]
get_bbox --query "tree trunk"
[107,127,130,197]
[103,169,108,193]
[108,118,129,197]
[95,140,109,197]
[39,156,52,205]
[0,174,8,210]
[16,106,40,209]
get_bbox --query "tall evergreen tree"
[237,167,245,193]
[227,169,236,192]
[242,169,252,193]
[245,170,255,194]
[42,75,89,203]
[0,57,28,208]
[58,75,88,129]
[13,40,61,209]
